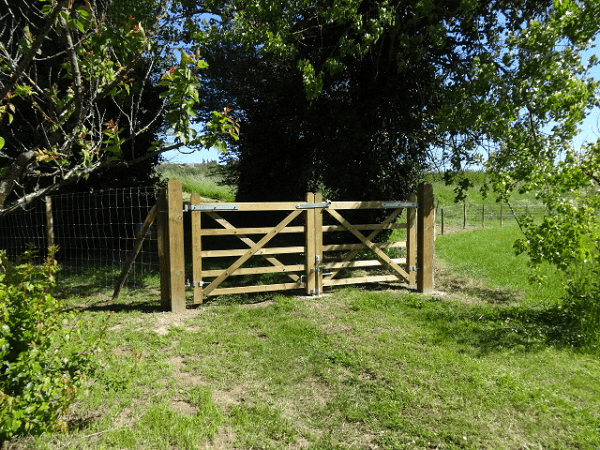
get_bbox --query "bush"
[0,247,103,440]
[563,261,600,351]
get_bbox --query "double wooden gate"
[157,179,434,312]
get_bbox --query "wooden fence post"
[500,204,504,227]
[482,204,485,228]
[45,196,55,249]
[161,179,186,312]
[191,193,203,305]
[463,202,467,229]
[406,193,417,287]
[417,182,434,294]
[440,207,444,236]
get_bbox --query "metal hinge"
[186,280,210,287]
[184,204,239,212]
[406,266,419,271]
[296,200,331,209]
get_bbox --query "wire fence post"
[482,204,485,228]
[45,196,55,249]
[417,182,434,294]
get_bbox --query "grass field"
[155,163,236,202]
[5,221,599,450]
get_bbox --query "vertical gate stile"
[191,193,203,304]
[407,193,417,287]
[314,192,324,295]
[417,182,434,294]
[305,192,316,295]
[167,179,186,312]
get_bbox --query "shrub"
[563,261,600,351]
[0,247,103,440]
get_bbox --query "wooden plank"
[328,201,411,209]
[202,209,303,297]
[305,192,317,295]
[191,193,203,305]
[167,179,186,312]
[207,281,304,297]
[191,201,300,211]
[322,258,406,270]
[201,264,305,277]
[201,225,304,236]
[323,241,406,252]
[406,193,417,287]
[326,208,410,282]
[206,212,300,282]
[112,202,158,300]
[417,182,434,293]
[323,274,399,286]
[323,223,407,232]
[200,246,305,258]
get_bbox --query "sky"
[162,47,600,166]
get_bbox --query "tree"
[0,0,238,216]
[178,0,599,205]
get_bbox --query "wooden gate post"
[305,192,317,295]
[417,182,434,294]
[191,193,203,305]
[406,193,417,287]
[160,179,186,312]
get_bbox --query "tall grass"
[155,163,236,201]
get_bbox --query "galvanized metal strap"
[296,200,331,209]
[382,202,418,208]
[184,204,239,211]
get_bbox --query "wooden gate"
[157,179,434,312]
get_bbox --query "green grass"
[155,162,236,201]
[435,225,564,304]
[424,171,541,207]
[6,226,600,450]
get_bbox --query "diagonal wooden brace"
[202,209,303,297]
[325,209,410,282]
[323,208,405,281]
[207,212,301,282]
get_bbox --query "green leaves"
[0,247,105,440]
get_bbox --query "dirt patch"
[434,265,520,304]
[200,426,237,450]
[171,399,197,417]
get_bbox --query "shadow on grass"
[67,300,164,314]
[417,298,587,355]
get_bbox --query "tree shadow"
[419,298,586,355]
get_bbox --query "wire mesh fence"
[0,186,161,298]
[436,203,547,234]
